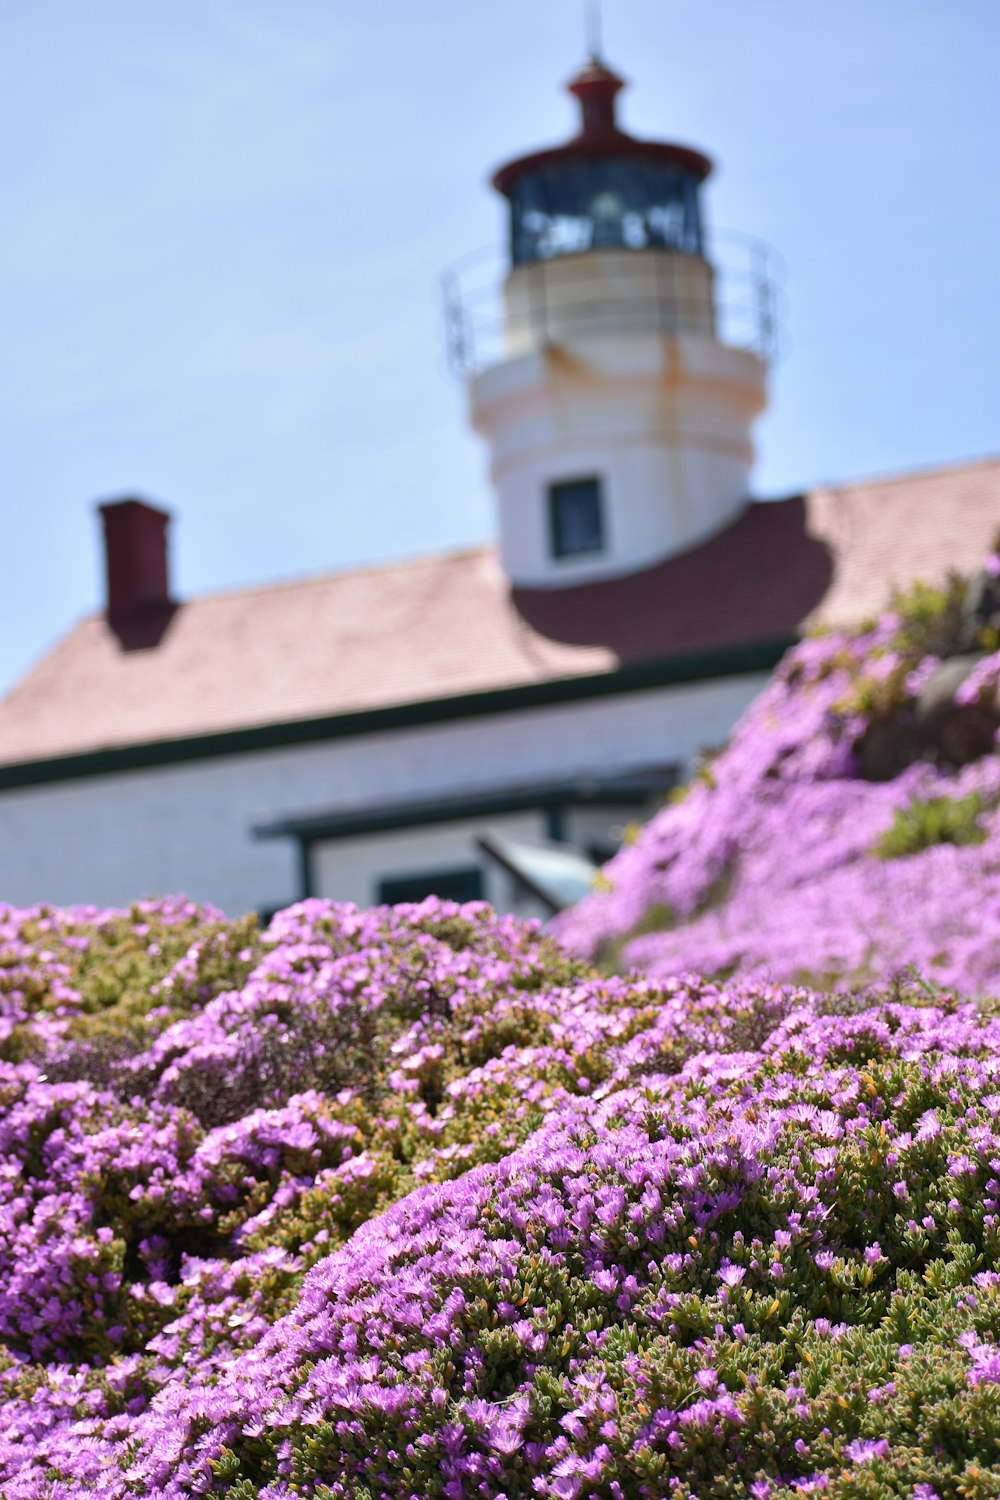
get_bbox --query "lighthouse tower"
[468,54,769,589]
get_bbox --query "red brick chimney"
[99,497,175,646]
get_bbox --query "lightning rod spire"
[584,0,603,61]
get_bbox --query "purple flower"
[844,1438,890,1464]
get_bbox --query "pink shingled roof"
[0,456,996,768]
[804,460,1000,627]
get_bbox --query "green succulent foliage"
[875,792,991,859]
[1,904,264,1065]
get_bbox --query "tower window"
[548,477,605,559]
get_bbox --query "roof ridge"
[74,540,501,620]
[806,452,1000,497]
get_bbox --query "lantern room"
[494,60,711,266]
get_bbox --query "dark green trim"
[297,839,315,902]
[257,770,675,845]
[0,637,795,792]
[377,866,486,907]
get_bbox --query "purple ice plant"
[5,559,1000,1495]
[554,578,1000,995]
[0,895,998,1495]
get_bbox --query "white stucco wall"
[0,672,769,916]
[313,811,548,912]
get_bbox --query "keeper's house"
[0,55,997,918]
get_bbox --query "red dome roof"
[492,59,713,198]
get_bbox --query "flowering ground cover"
[7,559,1000,1496]
[555,559,1000,995]
[3,895,1000,1495]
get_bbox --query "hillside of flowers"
[3,892,1000,1495]
[6,556,1000,1496]
[555,555,1000,994]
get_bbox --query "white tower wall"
[470,266,768,587]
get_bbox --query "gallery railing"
[440,228,787,378]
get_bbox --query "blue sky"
[0,0,997,695]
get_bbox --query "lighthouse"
[465,53,770,589]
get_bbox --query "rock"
[933,703,1000,766]
[958,569,1000,651]
[858,716,924,783]
[916,654,1000,766]
[914,655,982,723]
[859,653,1000,781]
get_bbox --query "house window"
[548,477,604,559]
[377,867,485,906]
